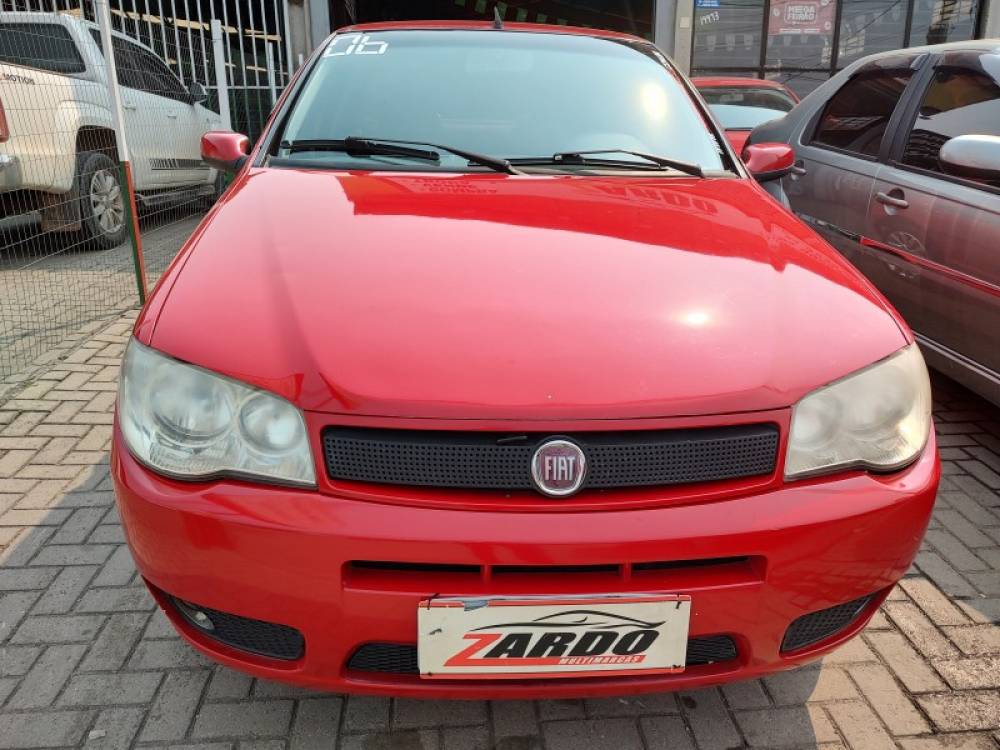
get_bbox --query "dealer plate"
[417,594,691,679]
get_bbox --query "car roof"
[854,37,1000,60]
[1,10,158,49]
[692,77,790,90]
[336,20,647,44]
[801,37,1000,106]
[2,10,99,28]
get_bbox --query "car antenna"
[493,5,503,29]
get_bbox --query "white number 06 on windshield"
[324,34,388,57]
[418,594,691,679]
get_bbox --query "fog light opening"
[164,594,305,660]
[177,599,215,631]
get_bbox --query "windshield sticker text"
[324,34,388,57]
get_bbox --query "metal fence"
[4,0,292,138]
[0,0,290,384]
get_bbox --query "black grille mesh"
[349,642,420,674]
[323,425,778,491]
[347,635,738,675]
[781,596,872,652]
[170,597,304,661]
[686,634,739,665]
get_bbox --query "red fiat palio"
[112,21,938,698]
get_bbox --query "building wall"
[684,0,993,95]
[293,0,998,86]
[287,0,312,69]
[672,0,696,71]
[308,0,332,47]
[288,0,332,66]
[983,0,1000,34]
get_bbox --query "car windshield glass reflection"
[698,86,796,112]
[708,104,788,130]
[275,31,727,174]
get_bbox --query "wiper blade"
[510,149,704,177]
[360,138,523,175]
[279,137,522,175]
[279,138,439,161]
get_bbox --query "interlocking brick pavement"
[1,211,205,391]
[0,315,998,750]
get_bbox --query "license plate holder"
[417,593,691,679]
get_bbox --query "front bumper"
[111,430,938,698]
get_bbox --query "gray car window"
[901,58,1000,189]
[811,65,914,157]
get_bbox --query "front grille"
[781,596,872,652]
[170,597,304,661]
[323,425,778,492]
[347,556,756,580]
[347,635,738,675]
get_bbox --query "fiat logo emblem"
[531,439,587,498]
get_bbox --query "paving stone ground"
[0,207,205,385]
[0,316,998,749]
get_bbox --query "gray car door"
[780,55,926,282]
[863,50,1000,400]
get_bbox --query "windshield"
[276,30,726,173]
[707,103,788,130]
[698,86,796,130]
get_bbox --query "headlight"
[785,343,931,480]
[118,340,315,487]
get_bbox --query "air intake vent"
[349,642,419,675]
[347,635,738,675]
[781,596,872,652]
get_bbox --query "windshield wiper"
[509,149,704,177]
[278,137,522,175]
[281,138,439,161]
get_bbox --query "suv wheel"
[77,151,128,249]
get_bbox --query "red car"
[113,21,938,698]
[693,77,800,153]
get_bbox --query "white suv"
[0,12,223,248]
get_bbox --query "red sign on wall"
[768,0,835,35]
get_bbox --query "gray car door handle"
[790,164,807,176]
[122,101,137,111]
[166,112,179,119]
[876,191,909,209]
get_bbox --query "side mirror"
[201,131,249,175]
[741,142,795,182]
[188,81,208,104]
[940,134,1000,181]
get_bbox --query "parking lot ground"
[0,315,998,750]
[0,209,206,388]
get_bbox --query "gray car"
[751,41,1000,406]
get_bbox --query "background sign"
[768,0,835,34]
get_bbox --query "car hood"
[143,168,906,419]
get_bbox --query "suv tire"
[77,151,128,249]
